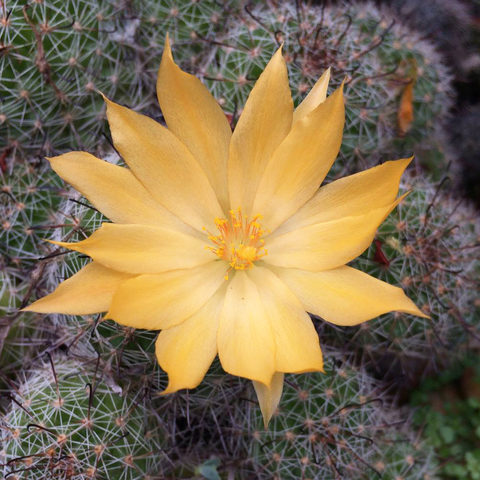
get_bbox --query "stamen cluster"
[204,208,268,280]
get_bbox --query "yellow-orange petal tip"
[44,239,72,248]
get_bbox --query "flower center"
[204,208,268,280]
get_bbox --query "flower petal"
[292,68,330,125]
[264,195,407,271]
[217,271,275,385]
[156,285,226,393]
[52,223,212,274]
[22,262,133,315]
[48,152,194,233]
[157,35,232,212]
[105,261,226,330]
[253,83,344,231]
[104,97,224,232]
[274,158,413,235]
[228,47,293,215]
[249,266,324,373]
[253,372,284,428]
[270,265,429,325]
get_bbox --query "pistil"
[204,208,268,280]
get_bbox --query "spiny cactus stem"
[22,4,66,103]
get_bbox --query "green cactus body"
[0,158,66,322]
[0,358,165,479]
[0,0,146,156]
[0,158,69,392]
[0,0,239,157]
[131,0,234,53]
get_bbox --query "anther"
[204,208,268,280]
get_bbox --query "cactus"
[0,348,440,479]
[21,177,449,477]
[0,357,166,479]
[238,357,439,479]
[0,0,238,158]
[319,172,480,381]
[1,0,121,156]
[0,159,67,385]
[0,157,67,390]
[129,0,235,61]
[1,0,454,168]
[190,0,453,178]
[0,155,67,379]
[0,157,87,388]
[3,171,456,477]
[7,151,160,381]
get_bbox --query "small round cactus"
[0,357,165,479]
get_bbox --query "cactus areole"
[24,35,427,427]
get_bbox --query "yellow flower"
[24,37,427,427]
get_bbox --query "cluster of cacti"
[1,355,440,479]
[1,0,454,174]
[2,0,480,479]
[317,172,480,380]
[239,359,438,478]
[10,187,448,476]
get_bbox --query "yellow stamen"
[204,208,268,280]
